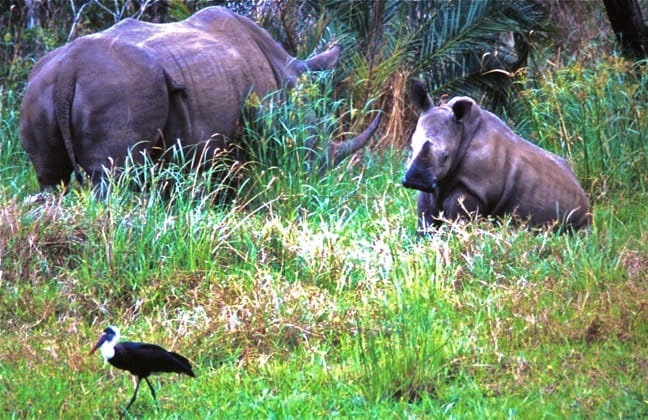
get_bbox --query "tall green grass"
[239,71,380,217]
[0,88,32,194]
[1,54,647,418]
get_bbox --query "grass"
[1,54,647,418]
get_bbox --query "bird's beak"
[89,333,108,356]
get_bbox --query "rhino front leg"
[416,191,440,233]
[441,187,485,222]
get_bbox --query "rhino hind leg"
[28,143,75,192]
[20,99,75,191]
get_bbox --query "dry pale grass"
[1,198,87,273]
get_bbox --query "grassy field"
[1,53,647,418]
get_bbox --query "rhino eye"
[441,151,449,163]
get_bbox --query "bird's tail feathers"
[169,351,195,377]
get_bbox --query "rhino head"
[402,80,479,193]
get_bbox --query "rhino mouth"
[403,178,439,193]
[402,168,438,193]
[402,179,437,193]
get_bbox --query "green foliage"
[0,88,32,192]
[239,71,378,214]
[351,288,453,404]
[1,2,67,90]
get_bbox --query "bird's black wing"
[123,342,195,377]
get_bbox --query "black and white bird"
[89,326,195,411]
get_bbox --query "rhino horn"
[320,113,382,174]
[303,44,342,71]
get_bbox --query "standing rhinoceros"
[402,80,591,232]
[20,6,379,194]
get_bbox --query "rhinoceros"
[20,6,379,194]
[402,80,591,232]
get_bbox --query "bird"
[89,326,195,412]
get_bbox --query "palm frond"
[406,0,547,108]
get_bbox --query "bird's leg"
[144,377,160,413]
[144,377,157,400]
[124,377,142,412]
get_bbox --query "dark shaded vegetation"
[603,0,648,58]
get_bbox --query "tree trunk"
[603,0,648,58]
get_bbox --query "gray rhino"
[402,80,591,232]
[20,6,379,194]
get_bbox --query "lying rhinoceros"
[20,6,379,194]
[402,80,591,232]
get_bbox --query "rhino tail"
[54,69,84,185]
[162,69,191,150]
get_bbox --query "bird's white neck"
[100,338,116,360]
[100,331,119,360]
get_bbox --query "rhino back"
[185,7,297,85]
[100,6,290,145]
[456,111,590,227]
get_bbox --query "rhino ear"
[451,98,475,122]
[409,79,433,112]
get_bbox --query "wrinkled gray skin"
[20,6,379,194]
[402,80,591,232]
